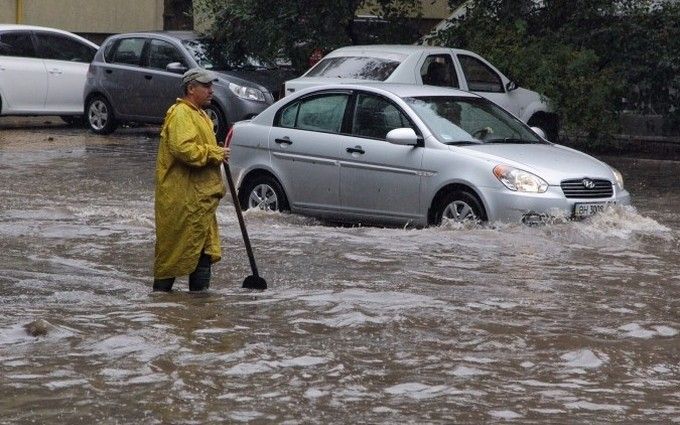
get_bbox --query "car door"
[269,92,349,213]
[456,53,517,116]
[141,38,188,120]
[0,30,47,113]
[100,37,148,117]
[34,31,97,114]
[339,92,424,223]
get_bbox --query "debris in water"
[24,319,51,337]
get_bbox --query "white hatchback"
[0,24,98,122]
[285,45,559,141]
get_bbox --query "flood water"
[1,121,678,424]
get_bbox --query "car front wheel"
[204,103,227,143]
[239,175,289,212]
[433,190,486,225]
[86,96,117,134]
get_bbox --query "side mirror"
[166,62,188,74]
[386,128,419,146]
[506,81,517,91]
[531,126,547,140]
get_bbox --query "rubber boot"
[153,277,175,292]
[189,253,211,291]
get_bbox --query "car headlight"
[228,82,266,102]
[611,167,624,189]
[493,165,548,193]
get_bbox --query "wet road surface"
[1,118,678,424]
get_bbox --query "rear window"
[305,56,402,81]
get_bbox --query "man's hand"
[223,147,231,162]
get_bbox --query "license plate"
[574,202,614,218]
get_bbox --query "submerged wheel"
[86,95,117,134]
[433,190,486,225]
[239,175,289,212]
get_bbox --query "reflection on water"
[1,128,678,423]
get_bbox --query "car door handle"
[145,75,152,80]
[48,68,62,75]
[274,137,293,145]
[346,146,365,154]
[105,69,112,74]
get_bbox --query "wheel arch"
[85,91,116,115]
[237,167,290,208]
[427,182,488,225]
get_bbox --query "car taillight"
[225,126,235,147]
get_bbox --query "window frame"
[420,54,460,89]
[143,37,188,70]
[457,54,505,93]
[347,91,422,142]
[33,31,96,63]
[273,90,353,136]
[106,37,149,67]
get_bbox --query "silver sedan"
[228,83,631,226]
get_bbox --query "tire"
[238,175,289,212]
[204,103,227,143]
[60,115,84,126]
[528,113,559,143]
[433,190,486,225]
[86,95,117,135]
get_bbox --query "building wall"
[0,0,164,33]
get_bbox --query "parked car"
[0,24,98,124]
[84,31,295,139]
[284,45,559,141]
[228,83,629,226]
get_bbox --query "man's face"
[188,81,214,108]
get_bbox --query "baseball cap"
[182,68,218,86]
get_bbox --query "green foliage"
[194,0,422,73]
[432,0,680,142]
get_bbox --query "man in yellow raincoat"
[153,68,230,292]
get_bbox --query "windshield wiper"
[486,138,538,144]
[444,140,483,145]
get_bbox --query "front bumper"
[481,185,632,224]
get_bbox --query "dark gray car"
[83,31,294,139]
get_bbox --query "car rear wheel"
[239,175,289,212]
[434,190,486,225]
[86,96,117,134]
[204,103,227,143]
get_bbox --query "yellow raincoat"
[154,99,226,279]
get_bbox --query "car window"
[147,39,186,70]
[405,96,540,144]
[352,93,412,140]
[458,54,503,93]
[420,54,459,88]
[109,38,146,66]
[305,56,403,81]
[36,32,95,62]
[279,102,299,128]
[0,31,37,58]
[281,94,348,133]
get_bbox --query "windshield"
[181,39,279,71]
[403,96,545,145]
[305,56,403,81]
